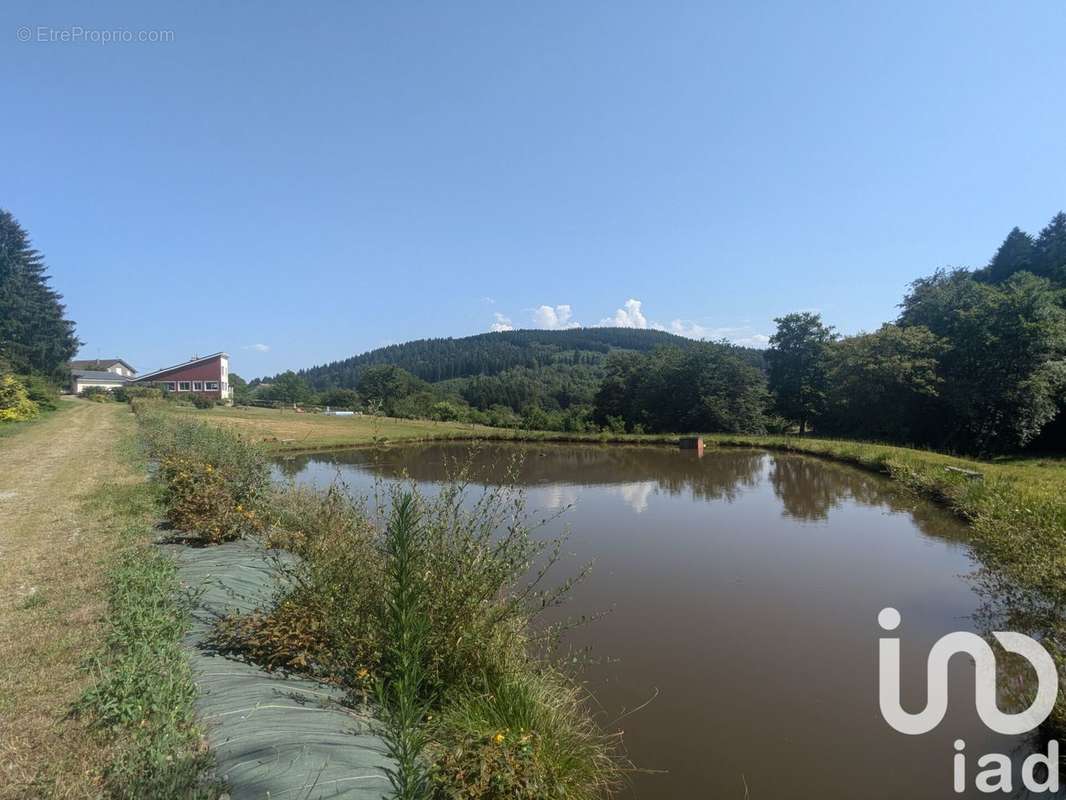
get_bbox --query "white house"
[69,358,137,393]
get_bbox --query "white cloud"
[597,298,770,347]
[667,319,710,338]
[543,485,579,511]
[730,332,771,348]
[687,324,770,347]
[615,481,656,513]
[532,304,580,330]
[243,343,270,352]
[492,297,770,347]
[489,312,514,332]
[599,298,649,329]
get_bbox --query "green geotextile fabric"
[172,540,393,799]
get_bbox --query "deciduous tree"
[269,371,312,406]
[899,270,1066,452]
[767,313,836,434]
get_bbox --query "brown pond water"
[273,443,1061,799]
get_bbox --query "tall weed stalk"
[377,493,433,800]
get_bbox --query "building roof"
[132,352,229,383]
[72,370,129,383]
[69,358,136,373]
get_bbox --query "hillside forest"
[248,211,1066,455]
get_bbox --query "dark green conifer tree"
[983,226,1034,284]
[0,210,80,380]
[1033,211,1066,283]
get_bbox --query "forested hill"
[291,328,756,389]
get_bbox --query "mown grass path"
[0,400,138,798]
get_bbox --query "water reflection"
[277,444,966,542]
[273,443,1054,799]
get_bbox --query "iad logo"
[877,607,1061,793]
[878,607,1058,735]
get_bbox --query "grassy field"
[166,404,684,452]
[165,404,498,450]
[0,399,209,799]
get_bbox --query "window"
[178,381,191,391]
[205,381,219,390]
[164,382,177,391]
[192,381,203,391]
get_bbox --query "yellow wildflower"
[493,732,505,745]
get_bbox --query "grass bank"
[133,400,626,798]
[77,431,217,798]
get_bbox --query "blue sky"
[4,1,1065,379]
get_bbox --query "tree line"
[767,212,1066,454]
[0,210,79,421]
[261,210,1066,455]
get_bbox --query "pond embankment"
[174,539,392,799]
[127,399,626,799]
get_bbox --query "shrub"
[317,387,361,409]
[80,385,114,401]
[19,374,59,411]
[137,408,269,543]
[214,483,384,677]
[215,477,623,798]
[113,385,164,403]
[157,456,263,543]
[190,394,215,409]
[223,482,536,692]
[0,373,40,421]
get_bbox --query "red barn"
[132,352,232,401]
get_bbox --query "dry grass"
[165,405,679,453]
[0,399,141,799]
[167,404,499,451]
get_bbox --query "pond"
[273,443,1059,799]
